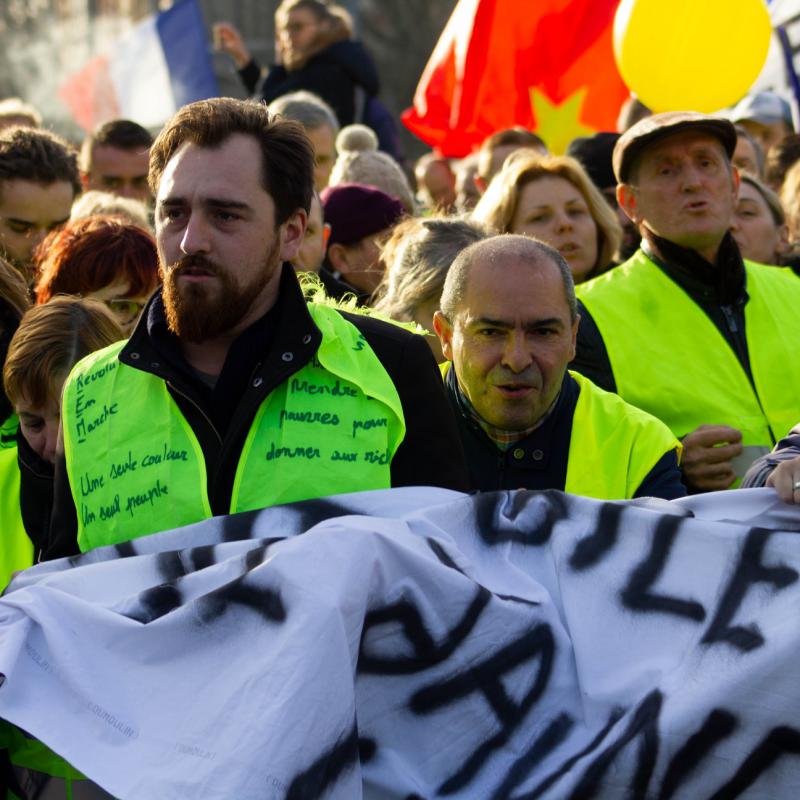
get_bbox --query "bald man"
[434,235,685,500]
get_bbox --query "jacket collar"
[446,363,571,460]
[641,229,747,306]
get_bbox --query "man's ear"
[279,208,308,262]
[432,310,454,361]
[731,164,741,201]
[473,175,487,195]
[777,223,791,258]
[617,183,638,224]
[569,313,580,361]
[80,172,90,192]
[326,242,349,274]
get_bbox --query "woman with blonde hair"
[731,173,790,266]
[374,216,488,360]
[779,160,800,275]
[471,150,622,283]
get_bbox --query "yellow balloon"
[614,0,772,113]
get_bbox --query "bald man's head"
[433,234,580,431]
[439,234,577,324]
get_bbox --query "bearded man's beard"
[161,245,280,343]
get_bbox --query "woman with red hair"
[34,215,159,334]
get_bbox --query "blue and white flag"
[59,0,218,131]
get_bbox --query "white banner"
[0,487,799,798]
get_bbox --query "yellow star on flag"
[529,87,595,155]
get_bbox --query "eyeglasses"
[104,299,146,325]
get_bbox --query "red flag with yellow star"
[402,0,629,157]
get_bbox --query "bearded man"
[46,98,467,557]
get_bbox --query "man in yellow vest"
[46,97,467,557]
[574,112,800,492]
[432,235,685,500]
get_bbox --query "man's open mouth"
[182,265,214,276]
[496,383,534,397]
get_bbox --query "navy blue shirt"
[445,368,686,499]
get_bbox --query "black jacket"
[17,433,53,560]
[46,265,468,559]
[239,40,380,127]
[446,368,685,499]
[318,266,370,304]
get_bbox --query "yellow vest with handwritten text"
[62,304,406,551]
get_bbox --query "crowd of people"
[1,0,800,791]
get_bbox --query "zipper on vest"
[746,387,777,446]
[720,305,777,446]
[721,304,738,334]
[745,383,777,446]
[166,381,223,446]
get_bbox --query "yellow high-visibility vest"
[578,250,800,476]
[63,303,406,551]
[0,446,33,589]
[441,363,679,499]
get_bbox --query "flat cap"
[613,111,737,183]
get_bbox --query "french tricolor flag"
[59,0,219,132]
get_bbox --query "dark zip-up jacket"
[46,265,468,559]
[445,368,685,499]
[239,40,380,127]
[17,433,53,560]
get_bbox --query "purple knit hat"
[321,182,405,247]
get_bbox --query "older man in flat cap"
[572,111,800,492]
